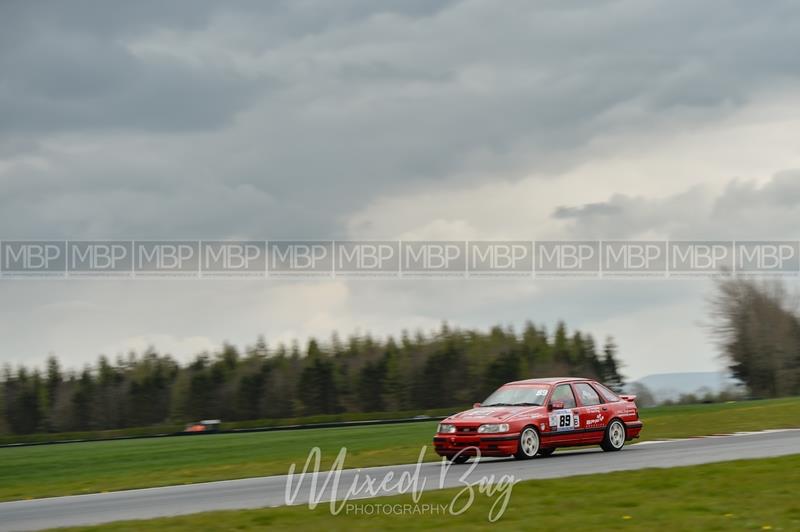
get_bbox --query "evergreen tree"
[0,321,636,435]
[297,356,341,415]
[553,322,570,368]
[71,368,94,430]
[601,337,625,391]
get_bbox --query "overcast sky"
[3,0,800,379]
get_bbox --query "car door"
[592,381,639,427]
[546,384,582,444]
[573,382,608,443]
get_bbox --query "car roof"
[504,377,594,386]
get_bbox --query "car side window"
[574,383,601,406]
[551,384,577,409]
[594,383,621,403]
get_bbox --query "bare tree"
[709,277,800,398]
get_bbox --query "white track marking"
[631,427,800,446]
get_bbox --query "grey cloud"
[2,0,800,240]
[553,202,623,219]
[551,171,800,240]
[0,8,265,135]
[0,273,706,378]
[0,0,455,137]
[3,0,794,378]
[714,171,800,211]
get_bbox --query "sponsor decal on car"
[585,413,604,426]
[549,409,579,431]
[461,410,499,418]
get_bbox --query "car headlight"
[477,423,509,433]
[438,423,456,433]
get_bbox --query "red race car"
[433,377,642,463]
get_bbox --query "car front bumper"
[433,433,520,457]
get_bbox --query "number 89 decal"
[549,410,580,432]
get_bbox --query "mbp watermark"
[535,241,599,277]
[401,241,467,277]
[201,241,266,278]
[1,241,66,278]
[268,241,334,278]
[602,241,667,278]
[67,241,133,278]
[134,241,200,277]
[669,241,734,277]
[334,241,399,278]
[1,239,799,279]
[736,241,799,277]
[468,241,532,278]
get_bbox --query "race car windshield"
[482,386,549,407]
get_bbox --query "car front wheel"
[514,426,539,460]
[601,419,626,452]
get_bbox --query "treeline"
[0,322,625,435]
[711,277,800,398]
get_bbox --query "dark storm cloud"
[0,0,256,135]
[1,0,800,240]
[3,0,800,375]
[0,0,454,136]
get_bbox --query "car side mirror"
[473,402,481,408]
[548,401,565,411]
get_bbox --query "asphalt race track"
[2,429,799,531]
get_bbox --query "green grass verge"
[636,396,800,439]
[1,397,799,502]
[61,455,800,531]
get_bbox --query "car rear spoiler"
[620,394,637,402]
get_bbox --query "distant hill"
[627,371,742,403]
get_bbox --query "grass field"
[2,397,799,502]
[61,454,800,531]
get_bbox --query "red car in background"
[433,377,642,463]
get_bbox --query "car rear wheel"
[448,454,470,464]
[601,419,626,452]
[514,426,539,460]
[537,448,555,457]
